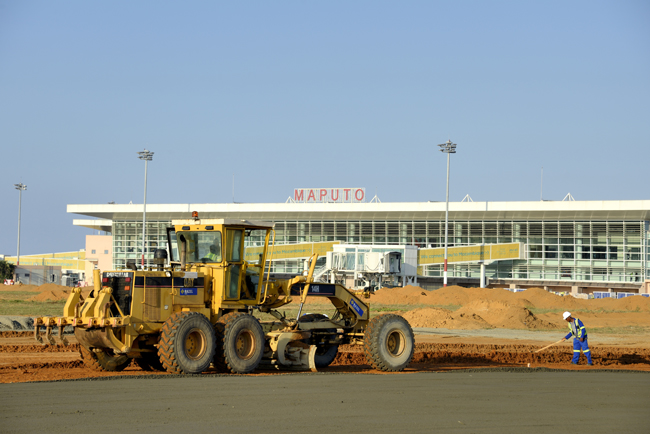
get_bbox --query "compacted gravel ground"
[1,371,648,434]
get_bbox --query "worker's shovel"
[533,339,564,354]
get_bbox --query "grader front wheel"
[363,314,414,372]
[158,311,216,374]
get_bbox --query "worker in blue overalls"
[561,311,593,365]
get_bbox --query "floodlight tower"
[14,183,27,268]
[137,149,154,268]
[438,140,457,287]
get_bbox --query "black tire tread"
[214,312,264,374]
[213,312,246,372]
[158,311,215,374]
[79,345,102,371]
[363,313,414,372]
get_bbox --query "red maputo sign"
[294,188,366,203]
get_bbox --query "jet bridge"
[317,244,418,290]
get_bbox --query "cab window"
[225,229,244,298]
[175,231,222,263]
[226,229,243,262]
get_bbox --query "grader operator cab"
[34,216,414,374]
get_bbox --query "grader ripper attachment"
[34,216,414,374]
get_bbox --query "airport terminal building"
[68,194,650,294]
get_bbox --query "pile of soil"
[403,307,488,329]
[370,285,650,311]
[402,301,557,330]
[0,283,90,302]
[1,283,77,297]
[0,284,41,292]
[29,289,73,302]
[369,285,650,330]
[456,299,556,329]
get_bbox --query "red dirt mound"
[369,285,434,305]
[38,283,74,292]
[403,300,558,330]
[402,307,484,329]
[602,295,650,312]
[370,285,650,313]
[371,286,536,308]
[0,284,41,292]
[512,287,583,309]
[29,289,72,302]
[456,299,558,329]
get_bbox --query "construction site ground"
[0,284,650,383]
[1,283,649,432]
[1,283,649,382]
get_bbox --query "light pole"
[138,149,154,269]
[438,140,457,287]
[14,183,27,281]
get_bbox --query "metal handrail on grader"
[34,214,414,374]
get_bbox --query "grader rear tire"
[214,313,264,374]
[80,345,131,372]
[213,312,243,372]
[363,314,414,372]
[158,311,216,374]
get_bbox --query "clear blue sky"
[1,1,649,256]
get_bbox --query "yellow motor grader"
[34,215,414,374]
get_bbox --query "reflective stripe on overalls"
[569,318,592,364]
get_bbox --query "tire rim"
[235,330,256,360]
[385,329,406,357]
[185,328,207,360]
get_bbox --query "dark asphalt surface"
[2,369,649,434]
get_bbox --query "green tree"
[0,260,16,281]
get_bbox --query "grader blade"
[263,331,317,372]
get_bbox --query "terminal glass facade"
[109,218,648,285]
[111,220,171,270]
[259,219,648,283]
